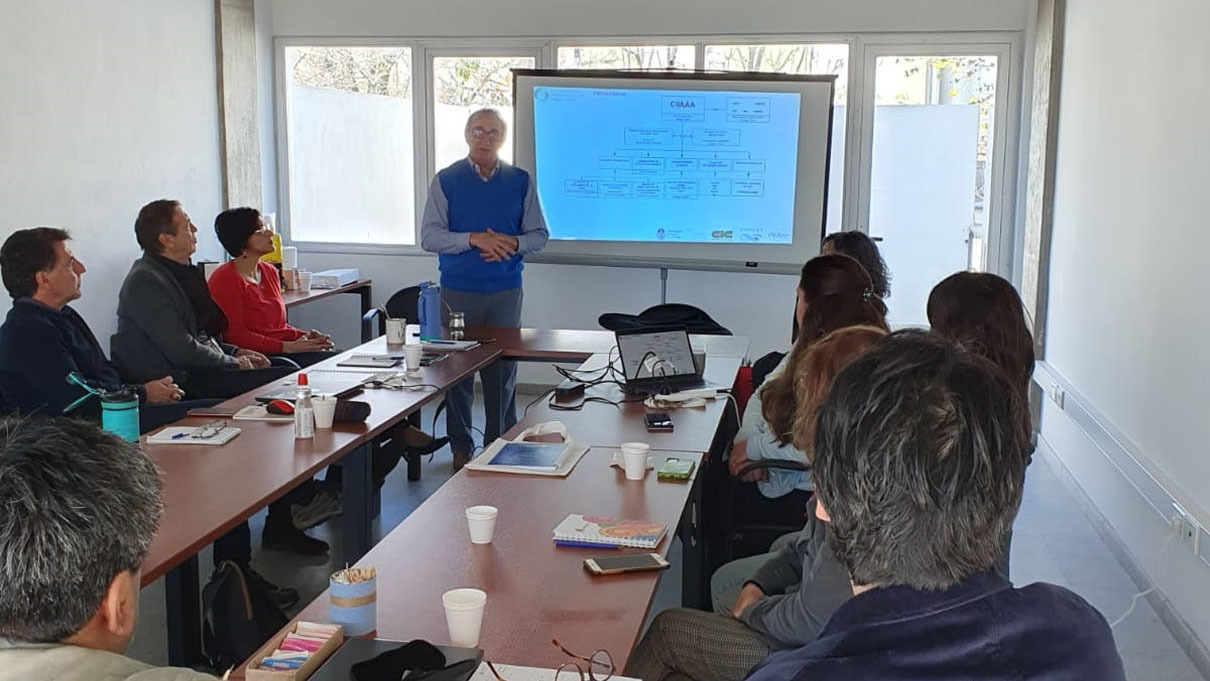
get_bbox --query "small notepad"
[146,426,241,446]
[553,514,668,549]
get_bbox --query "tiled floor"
[128,391,1206,680]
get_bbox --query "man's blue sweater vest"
[437,160,530,293]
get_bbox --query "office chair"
[714,458,813,564]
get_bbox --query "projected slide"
[533,86,801,244]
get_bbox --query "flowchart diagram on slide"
[552,92,779,201]
[534,86,801,243]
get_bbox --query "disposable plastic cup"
[298,271,312,292]
[313,395,337,429]
[442,588,487,647]
[465,505,499,544]
[621,442,650,480]
[403,343,424,373]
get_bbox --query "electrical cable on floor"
[1109,524,1179,628]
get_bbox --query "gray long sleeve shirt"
[738,502,853,649]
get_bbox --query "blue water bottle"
[417,282,443,341]
[100,388,140,442]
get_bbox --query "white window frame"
[274,36,426,255]
[421,42,547,181]
[851,33,1022,277]
[273,32,1023,274]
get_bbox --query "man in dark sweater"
[745,330,1125,681]
[0,227,301,606]
[420,108,549,469]
[0,228,192,432]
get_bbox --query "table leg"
[341,442,374,566]
[406,411,423,481]
[679,471,708,609]
[357,284,373,343]
[165,555,204,667]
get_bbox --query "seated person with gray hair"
[744,330,1125,681]
[0,417,216,680]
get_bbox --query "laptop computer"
[615,325,706,394]
[255,371,370,403]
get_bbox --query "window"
[283,46,415,245]
[705,43,849,233]
[557,45,695,70]
[431,55,536,171]
[866,53,1001,325]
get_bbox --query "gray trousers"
[441,286,523,455]
[625,608,770,681]
[709,531,799,614]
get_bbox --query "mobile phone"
[584,553,670,575]
[644,412,674,432]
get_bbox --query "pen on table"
[426,339,459,345]
[555,541,621,549]
[170,431,189,440]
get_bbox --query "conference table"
[140,327,748,667]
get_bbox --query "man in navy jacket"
[744,331,1125,681]
[0,228,190,431]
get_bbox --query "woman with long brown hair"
[729,254,888,498]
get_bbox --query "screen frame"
[512,69,836,274]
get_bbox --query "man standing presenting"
[421,108,548,469]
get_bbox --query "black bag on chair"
[598,303,732,336]
[202,560,288,672]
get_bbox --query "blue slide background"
[533,86,801,244]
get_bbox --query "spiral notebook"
[552,514,668,549]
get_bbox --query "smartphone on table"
[644,412,674,432]
[584,552,671,575]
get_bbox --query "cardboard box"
[311,268,360,289]
[245,622,344,681]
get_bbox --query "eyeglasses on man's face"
[470,127,503,140]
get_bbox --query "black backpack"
[202,560,288,671]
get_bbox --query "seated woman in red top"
[209,208,333,367]
[210,208,448,479]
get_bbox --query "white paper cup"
[298,270,312,292]
[621,442,650,480]
[403,343,423,373]
[313,395,337,429]
[442,588,487,647]
[385,318,407,344]
[466,505,499,544]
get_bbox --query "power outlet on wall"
[1048,382,1066,409]
[1172,503,1203,554]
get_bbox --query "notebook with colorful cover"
[552,514,668,549]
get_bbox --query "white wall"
[0,0,224,347]
[269,0,1030,36]
[1042,0,1210,649]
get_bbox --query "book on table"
[552,514,668,549]
[486,441,566,471]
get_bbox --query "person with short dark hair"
[0,227,206,432]
[745,330,1125,681]
[112,200,332,558]
[111,200,294,400]
[0,417,217,680]
[820,231,890,299]
[208,207,334,362]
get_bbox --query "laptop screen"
[616,328,697,381]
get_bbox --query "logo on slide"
[656,228,666,240]
[711,230,734,240]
